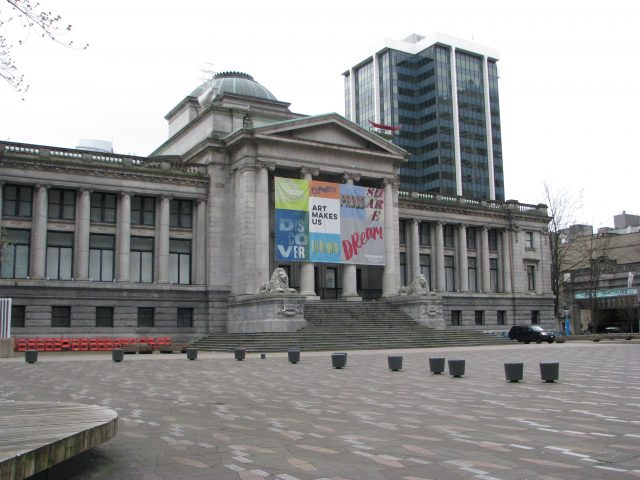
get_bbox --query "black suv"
[508,325,555,344]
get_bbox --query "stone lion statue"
[398,274,430,295]
[259,268,296,293]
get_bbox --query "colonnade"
[4,184,206,284]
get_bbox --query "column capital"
[412,218,419,226]
[119,191,132,199]
[160,194,172,201]
[35,184,51,191]
[300,167,320,179]
[382,177,399,189]
[342,172,360,184]
[257,160,276,171]
[79,188,93,195]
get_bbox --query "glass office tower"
[344,34,504,202]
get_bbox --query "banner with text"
[275,177,385,265]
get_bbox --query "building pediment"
[226,113,409,160]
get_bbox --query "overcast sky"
[1,0,638,228]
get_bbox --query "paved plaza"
[2,342,640,479]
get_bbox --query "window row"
[399,221,500,251]
[0,229,191,284]
[450,310,540,326]
[2,185,194,228]
[10,305,194,328]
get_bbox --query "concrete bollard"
[331,353,347,369]
[504,362,523,382]
[540,362,559,383]
[234,347,246,361]
[112,349,125,362]
[25,350,38,364]
[186,348,198,360]
[429,357,445,374]
[288,349,301,364]
[448,359,465,377]
[388,355,403,371]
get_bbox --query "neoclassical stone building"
[0,72,554,339]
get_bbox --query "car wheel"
[536,341,542,344]
[547,339,554,343]
[524,341,530,344]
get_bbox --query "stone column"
[255,163,271,292]
[116,192,131,281]
[157,195,170,283]
[74,189,91,280]
[341,173,361,300]
[299,168,320,297]
[501,229,512,292]
[233,162,256,296]
[481,226,491,292]
[382,178,398,296]
[435,221,445,291]
[410,219,420,282]
[458,224,469,292]
[194,199,207,285]
[30,184,48,279]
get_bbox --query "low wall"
[227,294,307,333]
[387,293,446,329]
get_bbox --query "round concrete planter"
[112,349,124,362]
[448,359,465,377]
[331,353,347,369]
[540,362,559,383]
[388,355,403,371]
[25,350,38,364]
[234,348,246,361]
[288,349,301,364]
[504,362,523,382]
[429,357,445,374]
[186,348,198,361]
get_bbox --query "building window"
[51,306,70,327]
[467,227,477,249]
[419,222,430,246]
[177,308,193,328]
[90,192,117,223]
[445,255,455,292]
[488,229,498,251]
[451,310,461,326]
[48,188,76,220]
[399,220,407,245]
[169,239,191,284]
[527,265,536,291]
[138,307,154,327]
[46,231,73,280]
[130,236,154,283]
[525,231,534,249]
[468,257,477,292]
[497,310,506,325]
[3,185,33,218]
[444,225,454,248]
[1,229,30,279]
[475,310,485,326]
[11,305,25,328]
[131,196,155,226]
[96,307,114,327]
[399,252,407,286]
[489,258,499,292]
[419,254,431,288]
[170,199,192,228]
[531,310,540,325]
[89,234,114,281]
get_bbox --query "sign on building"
[274,177,385,265]
[574,288,638,300]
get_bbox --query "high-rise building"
[344,33,504,202]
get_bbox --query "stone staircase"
[191,300,510,352]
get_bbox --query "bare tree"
[1,0,87,94]
[543,182,583,318]
[0,224,6,266]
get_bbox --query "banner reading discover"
[274,177,385,265]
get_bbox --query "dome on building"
[193,72,277,106]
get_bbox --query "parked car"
[508,325,555,344]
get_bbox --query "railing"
[398,190,546,215]
[315,288,342,300]
[0,140,206,176]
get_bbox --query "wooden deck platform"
[0,401,118,480]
